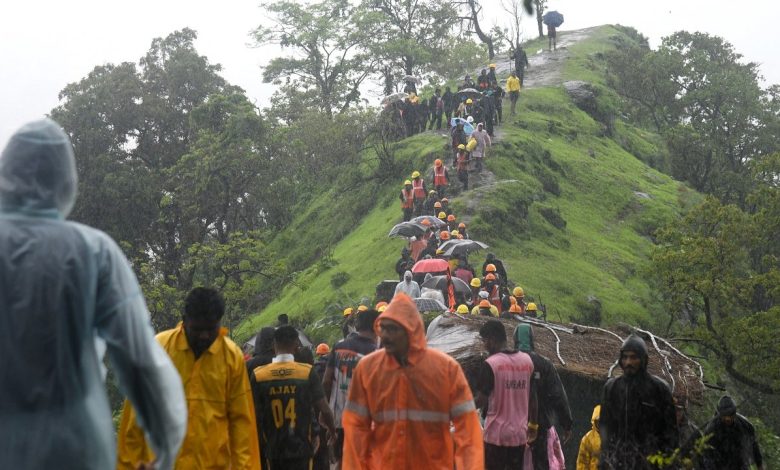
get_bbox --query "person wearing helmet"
[477,69,489,90]
[437,211,447,222]
[314,343,331,380]
[512,286,527,314]
[471,122,492,173]
[600,335,678,470]
[482,253,508,288]
[439,230,451,243]
[400,180,414,221]
[456,144,470,190]
[429,158,449,198]
[441,197,452,216]
[469,277,482,307]
[456,304,470,314]
[423,189,438,216]
[477,299,495,316]
[471,291,499,316]
[487,63,498,87]
[458,222,469,240]
[433,200,443,216]
[483,273,502,312]
[410,171,427,216]
[526,302,538,318]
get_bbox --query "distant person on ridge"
[507,71,521,115]
[399,179,414,221]
[548,24,557,51]
[512,47,530,86]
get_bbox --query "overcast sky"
[1,0,778,147]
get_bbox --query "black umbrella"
[439,239,489,257]
[422,275,471,295]
[412,215,446,228]
[542,10,564,27]
[388,221,427,238]
[414,297,449,313]
[458,88,483,100]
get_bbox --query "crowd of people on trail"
[0,34,766,470]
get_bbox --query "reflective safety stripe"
[344,400,369,417]
[450,400,476,419]
[372,409,450,423]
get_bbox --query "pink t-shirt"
[483,351,534,446]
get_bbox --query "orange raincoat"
[342,293,484,469]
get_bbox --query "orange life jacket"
[401,188,414,209]
[412,178,426,199]
[434,166,448,186]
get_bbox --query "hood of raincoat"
[591,404,601,429]
[513,324,535,352]
[376,292,427,354]
[0,119,77,218]
[403,270,413,283]
[620,333,648,372]
[717,395,737,417]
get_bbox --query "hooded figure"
[394,270,421,299]
[514,325,573,470]
[0,119,186,469]
[342,293,484,469]
[599,334,678,469]
[577,405,602,470]
[700,396,764,470]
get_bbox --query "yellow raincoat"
[117,323,260,470]
[506,75,521,92]
[577,405,601,470]
[342,293,484,469]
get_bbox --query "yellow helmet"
[436,249,445,255]
[458,144,466,150]
[466,98,473,104]
[513,287,524,297]
[470,278,481,288]
[357,305,368,312]
[404,179,412,185]
[489,63,496,68]
[438,211,447,219]
[527,302,537,311]
[343,307,353,316]
[451,230,460,236]
[411,171,421,178]
[456,304,469,314]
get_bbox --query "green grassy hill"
[237,25,699,343]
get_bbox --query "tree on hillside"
[534,0,547,38]
[653,154,780,394]
[455,0,496,60]
[608,31,778,207]
[359,0,460,86]
[51,29,286,330]
[253,0,375,117]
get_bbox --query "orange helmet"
[447,214,456,222]
[509,304,522,313]
[458,222,466,229]
[485,273,496,281]
[479,299,491,308]
[375,301,388,312]
[421,219,432,226]
[316,343,330,355]
[486,263,497,273]
[434,159,443,167]
[440,231,450,240]
[434,201,442,208]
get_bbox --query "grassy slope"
[237,25,698,342]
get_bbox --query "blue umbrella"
[450,117,475,135]
[542,10,564,27]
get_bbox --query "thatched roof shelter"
[426,313,705,463]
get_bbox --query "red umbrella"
[412,258,450,274]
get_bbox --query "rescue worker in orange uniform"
[410,171,427,216]
[429,159,449,198]
[342,293,484,469]
[399,180,414,221]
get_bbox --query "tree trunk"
[535,0,544,38]
[468,0,495,59]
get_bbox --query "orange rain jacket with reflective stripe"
[342,293,484,470]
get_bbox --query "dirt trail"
[450,28,597,223]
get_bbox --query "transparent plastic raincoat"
[0,119,187,469]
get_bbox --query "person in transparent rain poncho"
[0,119,187,470]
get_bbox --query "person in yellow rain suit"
[342,293,484,469]
[117,287,260,470]
[577,405,601,470]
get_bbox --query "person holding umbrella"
[548,24,557,51]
